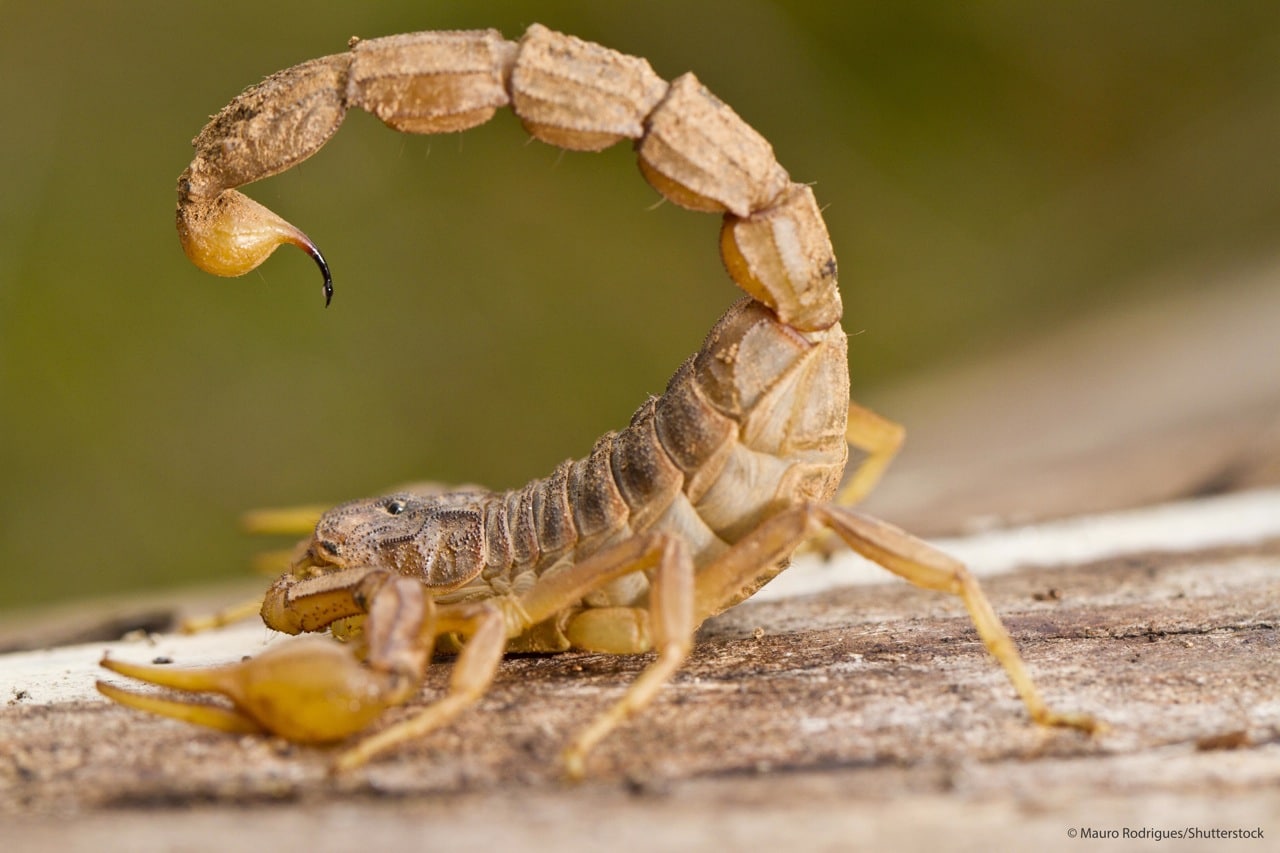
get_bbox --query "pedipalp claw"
[98,638,410,744]
[95,678,265,735]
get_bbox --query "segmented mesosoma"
[99,24,1097,777]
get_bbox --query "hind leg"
[835,402,905,507]
[695,503,1099,733]
[805,402,905,558]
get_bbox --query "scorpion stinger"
[305,242,333,307]
[176,185,334,305]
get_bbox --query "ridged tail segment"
[663,299,849,543]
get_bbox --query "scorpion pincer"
[98,25,1099,777]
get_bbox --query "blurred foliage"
[2,0,1279,609]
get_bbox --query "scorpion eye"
[385,500,405,516]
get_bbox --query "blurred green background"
[3,1,1279,610]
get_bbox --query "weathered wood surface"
[3,270,1279,850]
[4,528,1278,849]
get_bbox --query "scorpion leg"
[553,538,695,779]
[835,403,906,508]
[694,504,1100,734]
[177,510,323,634]
[518,533,696,778]
[806,402,906,558]
[333,600,508,772]
[179,598,266,635]
[328,532,693,773]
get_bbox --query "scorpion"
[98,25,1098,777]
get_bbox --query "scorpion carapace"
[99,24,1098,777]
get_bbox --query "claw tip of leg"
[561,750,586,782]
[332,750,367,775]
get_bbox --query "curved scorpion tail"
[174,25,841,328]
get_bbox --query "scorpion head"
[300,493,487,590]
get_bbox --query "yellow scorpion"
[99,25,1098,777]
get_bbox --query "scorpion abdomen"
[471,300,846,591]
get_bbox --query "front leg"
[332,601,508,771]
[330,533,696,774]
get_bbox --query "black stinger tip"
[305,245,333,307]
